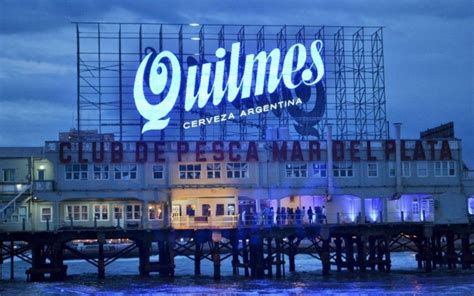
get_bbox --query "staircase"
[0,184,32,221]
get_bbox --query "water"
[1,252,473,295]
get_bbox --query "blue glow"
[133,40,325,133]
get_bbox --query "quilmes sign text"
[134,40,325,133]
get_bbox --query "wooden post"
[194,242,202,275]
[345,236,354,272]
[461,234,471,270]
[266,238,273,276]
[368,236,376,271]
[10,240,14,280]
[288,239,296,273]
[335,237,342,272]
[242,238,249,277]
[212,242,221,280]
[385,236,391,272]
[30,242,45,282]
[377,239,385,271]
[138,239,151,277]
[231,236,239,276]
[447,233,456,269]
[98,236,105,279]
[0,240,3,280]
[275,238,282,278]
[357,236,366,272]
[321,239,331,276]
[257,237,265,278]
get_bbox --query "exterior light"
[189,23,200,27]
[190,37,200,41]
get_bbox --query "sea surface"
[1,252,473,295]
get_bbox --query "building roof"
[0,147,44,158]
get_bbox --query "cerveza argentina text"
[133,40,325,133]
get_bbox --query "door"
[113,206,124,228]
[37,169,45,181]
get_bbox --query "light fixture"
[39,165,45,170]
[189,23,200,27]
[190,37,200,41]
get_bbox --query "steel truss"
[75,23,388,141]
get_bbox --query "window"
[179,164,201,179]
[152,165,164,179]
[227,204,236,215]
[417,161,428,177]
[41,207,52,222]
[93,205,109,221]
[285,163,307,178]
[216,204,225,216]
[226,162,249,179]
[114,164,137,180]
[388,162,396,178]
[94,164,109,180]
[65,164,88,180]
[435,161,456,177]
[333,162,353,178]
[126,204,142,220]
[312,163,327,177]
[367,163,378,177]
[186,204,196,216]
[202,204,211,216]
[207,163,221,179]
[412,201,420,221]
[402,162,411,177]
[421,198,435,221]
[65,205,89,221]
[468,197,474,215]
[3,168,15,182]
[148,204,163,220]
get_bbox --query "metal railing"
[0,184,31,221]
[171,215,239,229]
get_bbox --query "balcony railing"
[33,180,55,191]
[171,215,239,229]
[0,183,30,194]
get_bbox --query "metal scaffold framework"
[75,23,387,141]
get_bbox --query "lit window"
[93,205,109,221]
[402,162,411,177]
[333,162,354,178]
[312,163,327,177]
[3,168,15,182]
[93,164,109,180]
[417,161,428,177]
[468,197,474,215]
[435,161,456,177]
[65,205,89,221]
[207,163,221,179]
[148,204,163,220]
[65,164,88,180]
[226,162,249,179]
[179,164,201,179]
[114,164,137,180]
[367,163,378,177]
[285,163,307,178]
[126,204,142,220]
[152,165,164,179]
[41,207,52,222]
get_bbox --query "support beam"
[212,242,221,280]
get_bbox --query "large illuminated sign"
[133,40,325,133]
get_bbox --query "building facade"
[1,124,474,232]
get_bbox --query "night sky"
[0,0,473,166]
